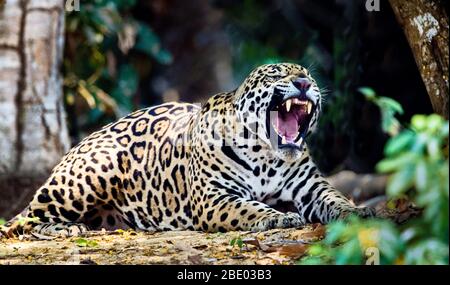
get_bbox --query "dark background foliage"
[63,0,433,175]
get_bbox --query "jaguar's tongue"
[276,111,299,143]
[271,99,313,145]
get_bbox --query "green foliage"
[74,238,99,248]
[298,216,403,265]
[359,87,404,136]
[134,23,173,64]
[64,0,171,132]
[230,236,244,249]
[0,218,5,226]
[377,114,449,242]
[299,93,449,265]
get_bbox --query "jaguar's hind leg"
[1,221,88,239]
[0,225,9,238]
[31,222,89,238]
[82,203,132,231]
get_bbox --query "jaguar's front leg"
[293,177,375,224]
[191,189,304,232]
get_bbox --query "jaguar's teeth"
[281,136,287,144]
[286,99,292,112]
[298,137,303,145]
[307,101,312,114]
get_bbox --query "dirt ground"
[0,194,419,265]
[0,225,325,265]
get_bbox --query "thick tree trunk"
[389,0,449,119]
[0,0,69,218]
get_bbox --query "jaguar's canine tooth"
[281,136,287,144]
[307,101,312,114]
[286,99,292,112]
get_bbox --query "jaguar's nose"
[293,77,311,91]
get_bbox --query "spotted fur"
[1,63,374,238]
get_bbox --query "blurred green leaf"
[135,23,173,64]
[335,238,362,265]
[360,88,403,136]
[64,0,171,134]
[91,7,121,34]
[414,160,427,191]
[384,130,414,156]
[405,239,449,265]
[358,87,376,99]
[378,225,403,263]
[378,97,404,115]
[297,256,326,265]
[376,152,418,173]
[307,244,324,256]
[302,112,448,265]
[427,114,444,132]
[324,220,347,244]
[386,164,415,196]
[427,137,440,159]
[411,115,427,131]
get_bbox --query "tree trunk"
[389,0,449,119]
[0,0,69,219]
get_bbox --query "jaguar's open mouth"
[268,96,315,148]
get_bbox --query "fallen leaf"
[242,238,269,251]
[266,243,308,259]
[289,224,326,242]
[300,224,326,240]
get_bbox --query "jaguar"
[1,63,374,238]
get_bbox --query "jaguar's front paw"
[252,212,304,231]
[31,223,89,239]
[340,206,376,220]
[356,206,376,218]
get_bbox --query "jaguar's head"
[234,63,322,162]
